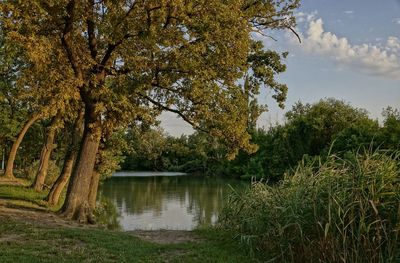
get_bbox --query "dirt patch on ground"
[128,230,203,244]
[0,202,93,229]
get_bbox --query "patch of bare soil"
[128,230,203,244]
[0,202,93,229]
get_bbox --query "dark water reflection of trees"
[98,175,247,230]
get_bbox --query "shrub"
[220,151,400,262]
[94,197,120,230]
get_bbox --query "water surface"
[99,171,247,230]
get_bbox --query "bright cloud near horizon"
[160,0,400,137]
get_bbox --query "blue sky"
[160,0,400,136]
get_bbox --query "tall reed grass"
[221,151,400,262]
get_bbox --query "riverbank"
[0,200,255,262]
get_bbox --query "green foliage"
[1,0,300,161]
[97,130,130,180]
[0,30,32,165]
[284,98,371,156]
[332,118,381,153]
[220,151,400,262]
[381,107,400,150]
[122,129,227,173]
[93,197,120,230]
[121,99,400,185]
[122,126,167,171]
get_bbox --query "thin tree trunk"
[61,103,101,223]
[1,150,5,170]
[47,150,75,205]
[3,114,40,178]
[33,115,60,191]
[88,170,100,211]
[46,111,84,206]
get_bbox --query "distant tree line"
[121,98,400,182]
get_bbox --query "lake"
[98,172,248,230]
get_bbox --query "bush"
[94,197,120,230]
[220,151,400,262]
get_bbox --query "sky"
[160,0,400,136]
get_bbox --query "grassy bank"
[0,184,60,212]
[0,215,254,263]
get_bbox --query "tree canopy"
[2,0,299,156]
[1,0,300,221]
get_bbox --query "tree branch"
[99,1,139,67]
[141,94,208,133]
[287,26,301,43]
[114,1,138,29]
[86,0,98,59]
[61,0,82,79]
[100,33,134,67]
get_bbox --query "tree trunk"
[47,151,75,206]
[3,114,40,178]
[33,116,60,191]
[61,104,101,223]
[46,111,84,206]
[88,170,100,211]
[1,150,5,170]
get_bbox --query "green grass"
[0,184,66,212]
[0,218,255,263]
[0,185,47,203]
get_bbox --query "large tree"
[1,0,299,222]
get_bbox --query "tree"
[0,27,32,177]
[0,17,77,178]
[124,126,167,170]
[332,118,380,154]
[381,107,400,150]
[285,98,371,156]
[3,114,40,178]
[46,110,84,206]
[32,114,63,191]
[2,0,299,222]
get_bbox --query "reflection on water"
[98,172,247,230]
[113,171,187,177]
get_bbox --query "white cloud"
[344,10,355,15]
[387,36,400,51]
[296,11,318,23]
[289,17,400,80]
[393,18,400,24]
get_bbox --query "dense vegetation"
[122,99,400,182]
[220,151,400,262]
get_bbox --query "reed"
[221,151,400,262]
